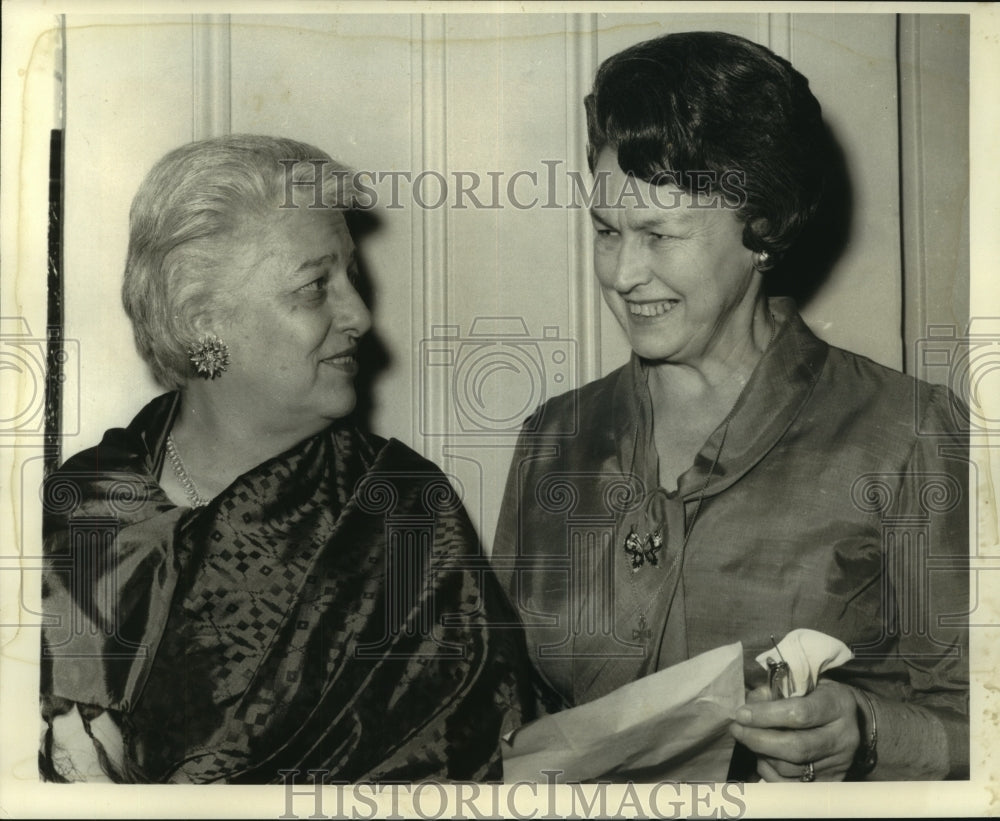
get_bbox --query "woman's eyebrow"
[590,206,694,230]
[295,250,340,273]
[589,208,614,226]
[629,211,695,231]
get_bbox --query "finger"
[734,686,841,730]
[730,722,844,764]
[756,758,791,783]
[758,753,848,782]
[745,685,772,705]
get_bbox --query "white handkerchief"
[754,628,853,697]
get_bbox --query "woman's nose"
[337,283,372,338]
[612,238,651,293]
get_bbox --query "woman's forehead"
[260,203,352,239]
[228,206,353,275]
[591,148,743,225]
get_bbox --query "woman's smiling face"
[210,205,372,439]
[591,148,764,371]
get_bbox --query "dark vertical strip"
[895,13,908,376]
[44,127,65,475]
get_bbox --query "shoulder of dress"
[822,345,940,400]
[375,436,449,477]
[56,392,176,475]
[521,364,627,438]
[353,427,389,455]
[55,427,141,476]
[819,346,966,438]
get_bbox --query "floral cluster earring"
[753,250,771,272]
[188,334,230,379]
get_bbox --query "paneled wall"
[60,12,968,550]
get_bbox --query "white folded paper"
[502,642,743,784]
[754,628,853,698]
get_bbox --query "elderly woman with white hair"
[40,134,534,784]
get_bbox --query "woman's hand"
[729,680,861,782]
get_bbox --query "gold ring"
[800,761,816,782]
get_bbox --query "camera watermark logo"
[0,316,79,440]
[420,317,576,436]
[914,318,1000,435]
[848,471,968,658]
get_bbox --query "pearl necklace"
[165,433,210,508]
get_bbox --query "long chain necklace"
[165,433,210,508]
[627,310,777,643]
[629,417,731,641]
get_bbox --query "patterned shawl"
[41,393,534,783]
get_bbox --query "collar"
[129,392,182,480]
[612,297,829,501]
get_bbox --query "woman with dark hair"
[40,134,534,783]
[493,31,968,781]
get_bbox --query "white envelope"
[502,642,744,784]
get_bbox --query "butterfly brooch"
[623,525,663,572]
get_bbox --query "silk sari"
[41,393,533,783]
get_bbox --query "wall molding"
[897,14,970,382]
[413,14,449,447]
[898,15,925,377]
[758,12,792,58]
[566,13,601,386]
[192,14,231,140]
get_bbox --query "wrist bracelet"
[851,689,878,778]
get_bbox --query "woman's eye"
[595,228,619,238]
[299,275,330,294]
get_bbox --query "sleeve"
[859,384,969,780]
[39,459,189,781]
[490,427,531,602]
[41,499,187,712]
[490,421,571,717]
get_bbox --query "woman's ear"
[745,216,771,246]
[744,217,776,273]
[752,250,773,273]
[189,303,228,339]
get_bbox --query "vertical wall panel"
[59,12,925,552]
[192,14,231,140]
[230,14,417,445]
[63,15,195,454]
[789,14,903,370]
[436,14,583,547]
[766,13,793,59]
[899,14,970,382]
[566,13,601,388]
[416,13,449,455]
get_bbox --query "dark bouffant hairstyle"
[585,31,829,264]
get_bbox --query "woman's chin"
[626,336,684,363]
[620,317,686,359]
[321,393,357,423]
[258,394,359,439]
